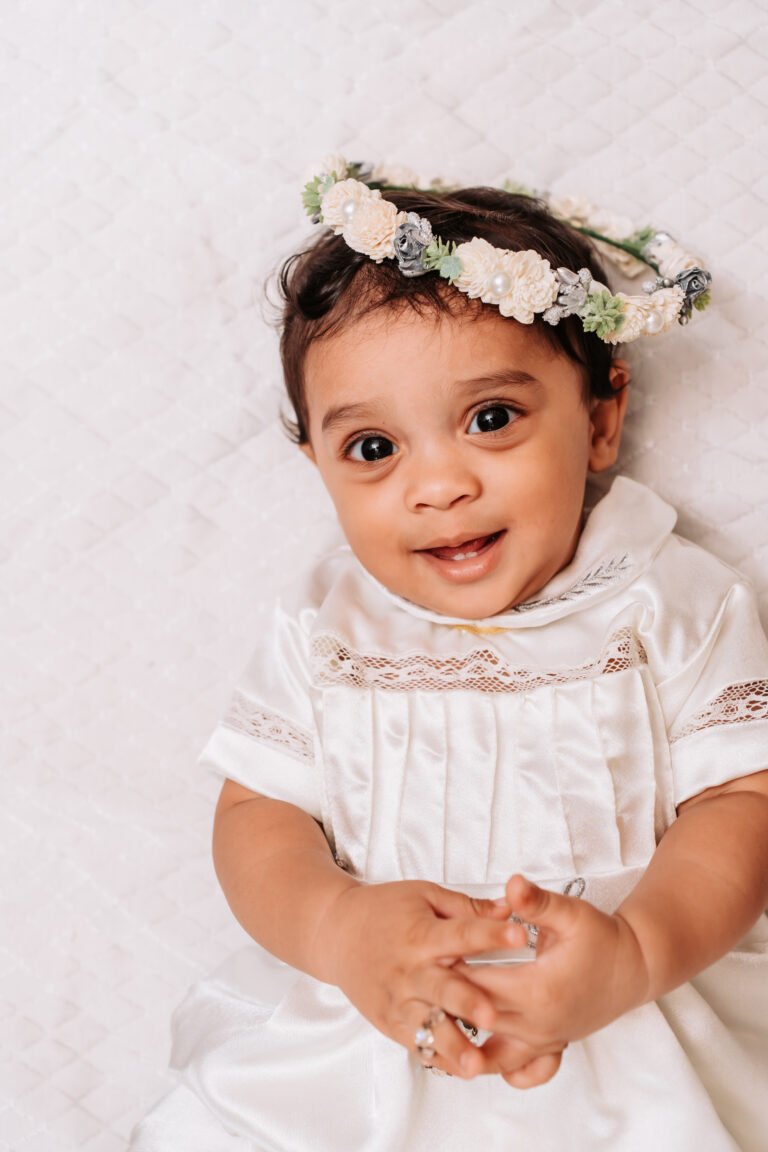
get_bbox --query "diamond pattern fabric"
[2,2,767,1147]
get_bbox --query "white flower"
[319,154,349,181]
[603,286,685,344]
[501,250,559,322]
[371,163,420,187]
[591,239,649,279]
[644,236,701,279]
[342,197,399,262]
[550,195,634,241]
[550,196,648,278]
[321,179,381,231]
[452,238,501,298]
[547,193,596,226]
[453,239,558,323]
[589,208,635,241]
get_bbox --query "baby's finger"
[409,1007,485,1080]
[455,957,537,1014]
[479,1032,541,1073]
[502,1050,564,1090]
[431,914,528,962]
[412,967,499,1032]
[505,874,579,936]
[428,885,511,923]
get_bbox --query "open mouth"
[422,531,503,562]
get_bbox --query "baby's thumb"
[505,874,576,932]
[431,885,511,921]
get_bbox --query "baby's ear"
[588,375,630,473]
[608,358,630,391]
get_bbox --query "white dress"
[130,477,768,1152]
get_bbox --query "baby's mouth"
[421,531,503,562]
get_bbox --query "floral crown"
[302,157,712,344]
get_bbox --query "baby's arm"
[213,778,524,1077]
[612,769,768,995]
[466,769,768,1082]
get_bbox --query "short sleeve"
[657,582,768,804]
[197,601,322,820]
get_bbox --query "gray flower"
[674,267,712,323]
[543,267,593,325]
[394,212,434,277]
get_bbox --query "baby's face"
[302,308,626,619]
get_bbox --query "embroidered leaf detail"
[510,555,631,614]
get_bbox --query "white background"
[2,1,767,1148]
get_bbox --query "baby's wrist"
[610,911,655,1009]
[311,877,364,987]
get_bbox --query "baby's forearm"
[212,785,359,984]
[616,780,768,1004]
[213,781,521,1072]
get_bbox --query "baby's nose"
[404,447,482,512]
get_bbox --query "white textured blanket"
[2,2,766,1147]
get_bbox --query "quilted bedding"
[1,2,766,1147]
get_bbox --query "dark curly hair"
[275,186,622,444]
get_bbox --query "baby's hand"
[319,879,524,1077]
[471,1032,567,1089]
[463,875,650,1056]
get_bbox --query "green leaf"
[415,237,463,282]
[580,290,627,339]
[501,178,536,197]
[301,178,322,217]
[301,174,336,219]
[421,239,443,265]
[628,226,656,249]
[427,243,462,281]
[693,290,711,312]
[437,253,462,281]
[422,238,455,270]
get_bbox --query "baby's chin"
[380,580,543,622]
[391,554,576,619]
[353,545,567,621]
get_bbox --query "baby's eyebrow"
[455,369,543,392]
[319,370,542,434]
[321,401,381,435]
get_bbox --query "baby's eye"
[468,405,519,434]
[347,435,398,462]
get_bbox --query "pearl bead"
[644,311,664,335]
[342,199,357,220]
[490,271,511,296]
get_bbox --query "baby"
[130,160,768,1152]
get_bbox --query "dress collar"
[352,476,677,629]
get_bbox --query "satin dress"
[130,477,768,1152]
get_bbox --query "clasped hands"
[321,873,650,1089]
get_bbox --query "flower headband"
[302,157,712,344]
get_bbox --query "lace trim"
[508,555,631,614]
[312,626,647,694]
[671,680,768,743]
[221,691,314,763]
